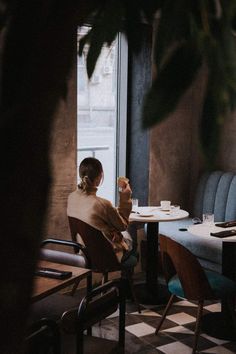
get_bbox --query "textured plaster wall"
[44,53,77,239]
[149,63,236,214]
[218,110,236,173]
[149,66,207,214]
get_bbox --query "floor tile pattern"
[92,298,236,353]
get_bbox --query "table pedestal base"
[201,312,236,341]
[134,282,171,306]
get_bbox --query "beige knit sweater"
[67,186,132,261]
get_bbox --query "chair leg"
[155,294,175,335]
[76,329,84,354]
[87,273,93,294]
[28,318,61,354]
[87,274,93,335]
[118,281,126,353]
[226,297,236,336]
[192,300,204,354]
[70,279,80,296]
[102,272,109,285]
[99,273,109,327]
[126,272,141,313]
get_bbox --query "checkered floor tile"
[92,298,236,353]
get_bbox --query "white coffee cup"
[160,200,171,210]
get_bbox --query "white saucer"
[138,213,154,217]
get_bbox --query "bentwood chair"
[68,216,141,312]
[156,235,236,354]
[61,279,126,354]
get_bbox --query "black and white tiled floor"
[92,298,236,353]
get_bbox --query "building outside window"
[77,26,128,204]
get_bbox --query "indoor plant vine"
[79,0,236,167]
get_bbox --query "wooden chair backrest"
[159,235,214,300]
[68,216,121,273]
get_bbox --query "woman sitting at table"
[67,157,138,268]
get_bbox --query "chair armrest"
[41,238,85,254]
[85,279,121,299]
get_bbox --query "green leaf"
[123,0,143,54]
[85,0,125,78]
[142,41,202,128]
[78,31,91,57]
[140,0,163,21]
[200,88,221,169]
[154,0,194,68]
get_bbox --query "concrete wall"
[44,48,77,239]
[218,110,236,173]
[149,63,236,214]
[149,65,207,214]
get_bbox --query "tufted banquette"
[159,171,236,274]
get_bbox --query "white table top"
[188,223,236,241]
[129,206,189,223]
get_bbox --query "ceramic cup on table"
[160,200,171,211]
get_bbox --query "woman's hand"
[120,182,132,198]
[112,232,123,242]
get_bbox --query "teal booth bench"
[159,171,236,277]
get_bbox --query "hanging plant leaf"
[198,1,236,166]
[200,88,221,169]
[85,21,108,79]
[154,0,194,68]
[139,0,163,21]
[122,0,144,54]
[142,40,202,128]
[78,31,91,57]
[79,0,125,79]
[77,0,236,165]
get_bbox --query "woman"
[67,157,137,267]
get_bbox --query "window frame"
[77,29,128,204]
[115,33,128,203]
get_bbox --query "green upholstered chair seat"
[169,270,236,300]
[156,235,236,353]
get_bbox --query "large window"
[77,27,128,203]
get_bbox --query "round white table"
[188,223,236,239]
[129,206,189,304]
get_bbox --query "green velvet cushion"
[168,270,236,299]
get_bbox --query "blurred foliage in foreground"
[79,1,235,166]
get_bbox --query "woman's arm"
[105,183,132,231]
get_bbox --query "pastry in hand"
[117,176,129,189]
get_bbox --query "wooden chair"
[29,238,90,326]
[156,235,236,354]
[68,216,141,312]
[61,279,126,354]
